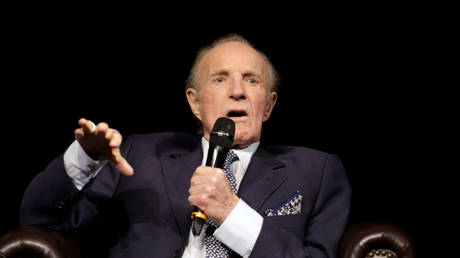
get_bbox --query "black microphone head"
[210,117,235,148]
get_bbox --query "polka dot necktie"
[204,150,239,258]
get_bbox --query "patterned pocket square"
[264,190,303,216]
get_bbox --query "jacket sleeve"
[19,136,135,233]
[250,155,351,258]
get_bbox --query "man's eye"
[248,78,258,84]
[215,78,225,83]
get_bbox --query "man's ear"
[263,91,278,122]
[186,88,202,120]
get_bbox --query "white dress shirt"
[63,138,263,258]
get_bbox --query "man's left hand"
[188,166,240,225]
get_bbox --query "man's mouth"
[226,110,248,118]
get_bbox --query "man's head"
[186,34,279,148]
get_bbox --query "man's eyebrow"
[242,70,262,79]
[210,69,230,76]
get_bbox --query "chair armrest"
[339,222,415,258]
[0,226,82,258]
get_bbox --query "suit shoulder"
[260,145,347,189]
[125,132,201,156]
[263,145,341,169]
[264,145,337,159]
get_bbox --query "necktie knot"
[223,150,238,171]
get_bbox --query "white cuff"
[64,140,107,190]
[214,199,263,258]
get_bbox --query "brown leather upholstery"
[0,227,81,258]
[339,223,416,258]
[0,223,414,257]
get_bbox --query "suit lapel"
[160,144,202,238]
[238,147,287,213]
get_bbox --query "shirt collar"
[201,137,259,170]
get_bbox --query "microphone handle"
[191,145,229,235]
[206,144,229,168]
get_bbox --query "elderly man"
[20,34,351,257]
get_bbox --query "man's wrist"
[64,140,107,190]
[219,195,240,225]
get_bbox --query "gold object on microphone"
[191,211,208,221]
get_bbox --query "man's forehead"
[199,42,268,75]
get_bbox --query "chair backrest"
[0,226,81,258]
[339,223,415,258]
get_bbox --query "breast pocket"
[264,214,306,238]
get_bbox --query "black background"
[1,6,452,257]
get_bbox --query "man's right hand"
[74,118,134,176]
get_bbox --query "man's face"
[186,41,277,148]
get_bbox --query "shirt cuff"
[214,199,263,258]
[63,140,107,190]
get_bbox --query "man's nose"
[229,78,246,100]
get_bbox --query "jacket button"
[53,197,69,210]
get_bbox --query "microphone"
[191,117,235,236]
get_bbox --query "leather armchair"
[0,223,415,258]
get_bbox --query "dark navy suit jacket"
[20,132,351,258]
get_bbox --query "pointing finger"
[74,128,84,140]
[79,118,96,134]
[109,132,123,148]
[94,123,109,137]
[109,148,134,176]
[105,128,115,141]
[115,155,134,176]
